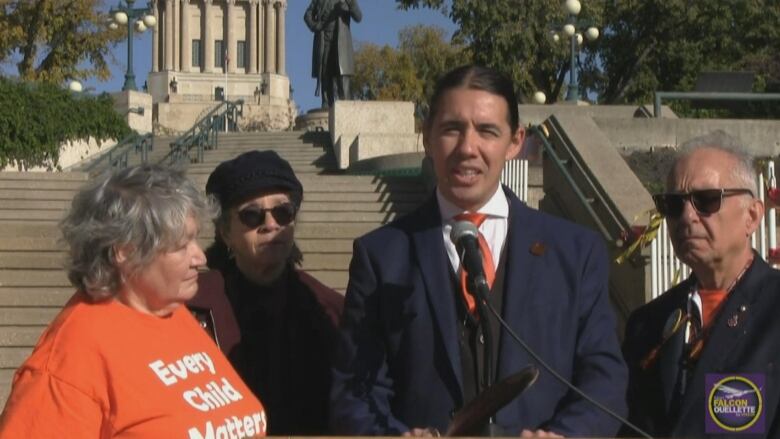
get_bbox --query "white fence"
[501,159,529,202]
[650,161,777,299]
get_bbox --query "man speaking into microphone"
[330,65,627,437]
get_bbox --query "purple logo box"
[706,373,765,434]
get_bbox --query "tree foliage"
[0,77,130,170]
[352,25,464,107]
[396,0,780,107]
[0,0,123,84]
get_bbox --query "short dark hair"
[425,65,519,133]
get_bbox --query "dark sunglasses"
[237,203,297,228]
[652,188,753,218]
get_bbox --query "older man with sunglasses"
[622,130,780,437]
[188,150,343,435]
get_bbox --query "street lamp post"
[110,0,157,91]
[555,0,599,102]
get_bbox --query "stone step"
[0,252,64,269]
[0,326,46,347]
[198,148,328,156]
[297,239,354,254]
[299,253,352,271]
[0,172,89,181]
[0,270,70,287]
[0,347,32,369]
[0,221,378,240]
[0,210,65,222]
[0,180,86,191]
[0,287,74,307]
[0,190,78,201]
[0,198,420,212]
[0,239,357,267]
[0,307,59,325]
[0,368,15,393]
[0,200,70,210]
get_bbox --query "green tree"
[0,77,130,170]
[353,24,463,106]
[397,0,780,108]
[598,1,780,104]
[0,0,123,84]
[396,0,603,103]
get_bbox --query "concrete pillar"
[248,0,258,74]
[152,1,159,72]
[165,0,174,70]
[226,0,236,73]
[203,0,213,72]
[264,0,275,73]
[258,0,265,73]
[180,0,191,72]
[173,0,179,71]
[275,1,285,75]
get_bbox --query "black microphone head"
[450,220,479,246]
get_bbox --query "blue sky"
[82,0,456,113]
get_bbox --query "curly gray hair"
[60,165,218,299]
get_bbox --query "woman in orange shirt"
[0,165,266,438]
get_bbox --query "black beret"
[205,150,303,210]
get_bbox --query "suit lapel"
[496,191,541,377]
[654,288,689,415]
[410,196,464,398]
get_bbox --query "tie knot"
[454,212,488,227]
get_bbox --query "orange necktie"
[454,213,496,314]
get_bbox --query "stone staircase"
[0,130,430,404]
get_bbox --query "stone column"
[264,0,275,73]
[165,0,174,70]
[180,0,191,72]
[258,0,265,73]
[275,1,285,75]
[248,0,258,73]
[203,0,214,72]
[152,0,159,72]
[226,0,236,73]
[173,0,179,71]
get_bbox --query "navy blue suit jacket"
[624,256,780,438]
[330,188,627,436]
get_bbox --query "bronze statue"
[304,0,362,109]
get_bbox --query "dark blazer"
[623,256,780,438]
[330,188,627,436]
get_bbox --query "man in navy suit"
[330,65,627,437]
[623,131,780,437]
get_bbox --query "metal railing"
[531,123,630,243]
[81,132,153,174]
[165,99,244,165]
[649,161,778,298]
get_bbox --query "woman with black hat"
[190,150,343,435]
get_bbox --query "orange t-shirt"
[0,292,267,438]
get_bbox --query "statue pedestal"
[295,108,329,132]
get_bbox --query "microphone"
[450,221,489,299]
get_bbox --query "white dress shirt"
[437,185,510,277]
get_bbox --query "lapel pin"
[727,314,739,328]
[530,242,546,256]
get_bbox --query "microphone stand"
[468,273,503,437]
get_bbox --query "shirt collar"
[436,185,509,222]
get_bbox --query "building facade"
[147,0,295,132]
